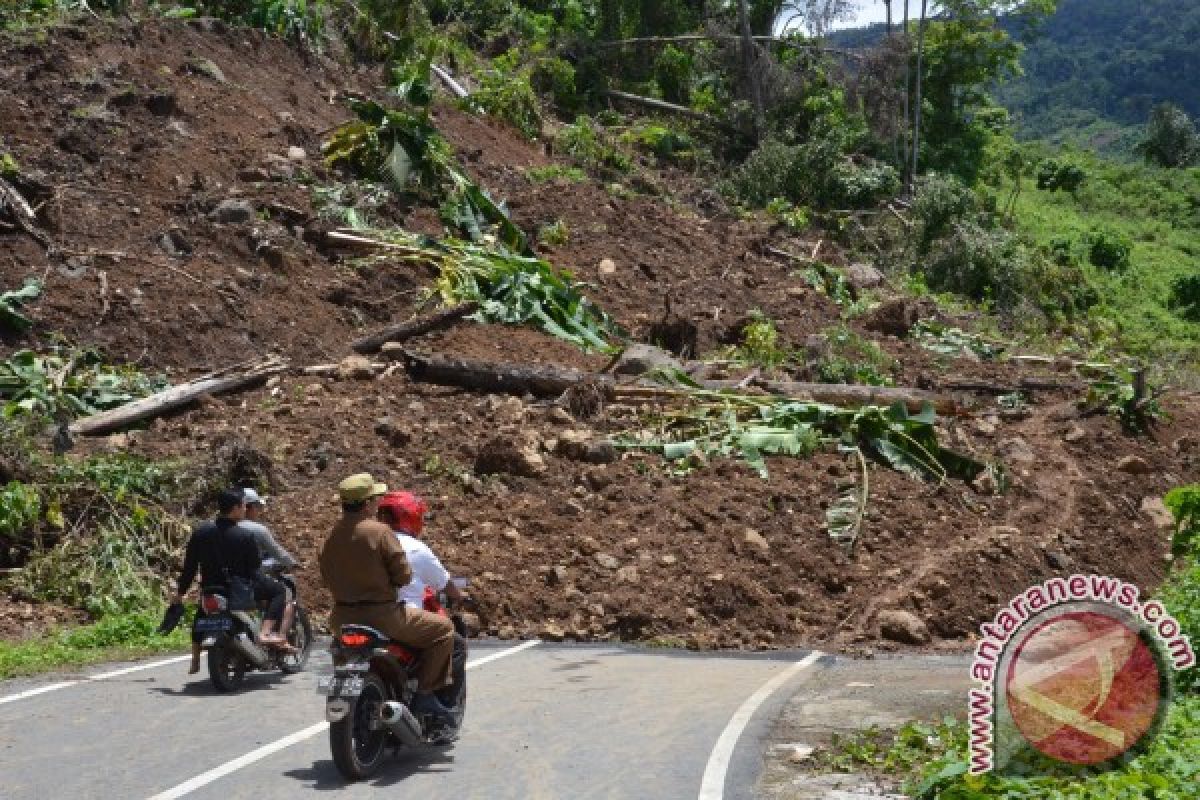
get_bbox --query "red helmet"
[377,491,428,537]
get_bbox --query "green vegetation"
[0,609,188,680]
[620,390,990,485]
[525,165,586,184]
[0,349,166,421]
[815,325,897,387]
[732,311,787,370]
[0,280,40,332]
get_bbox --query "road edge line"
[0,680,81,706]
[697,650,824,800]
[144,640,542,799]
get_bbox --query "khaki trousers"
[332,602,455,691]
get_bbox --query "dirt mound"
[3,18,1197,652]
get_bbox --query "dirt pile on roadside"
[2,18,1197,651]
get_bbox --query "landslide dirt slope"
[2,18,1198,651]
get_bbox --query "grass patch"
[0,609,188,680]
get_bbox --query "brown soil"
[2,17,1197,652]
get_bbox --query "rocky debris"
[1140,496,1175,530]
[475,434,546,477]
[209,198,255,224]
[539,623,566,642]
[502,527,521,542]
[1117,455,1153,475]
[971,469,999,495]
[556,430,618,464]
[739,528,770,556]
[182,57,226,83]
[1044,549,1072,571]
[286,146,307,162]
[1064,425,1087,443]
[616,565,640,584]
[863,298,920,338]
[999,437,1036,464]
[598,257,617,275]
[336,355,376,380]
[613,343,684,377]
[459,612,482,637]
[485,395,527,426]
[844,263,885,291]
[877,609,931,645]
[660,554,678,566]
[156,228,193,257]
[373,416,411,447]
[595,553,620,570]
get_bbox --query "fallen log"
[402,351,959,414]
[403,351,614,397]
[604,90,720,123]
[69,358,288,436]
[431,64,470,99]
[351,302,479,354]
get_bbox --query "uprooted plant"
[0,348,167,421]
[614,387,999,550]
[324,61,529,253]
[348,227,621,352]
[0,280,41,332]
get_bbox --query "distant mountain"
[832,0,1200,154]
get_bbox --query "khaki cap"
[338,473,388,503]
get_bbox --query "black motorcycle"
[320,584,469,781]
[193,562,313,691]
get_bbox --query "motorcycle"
[320,580,469,781]
[193,561,314,691]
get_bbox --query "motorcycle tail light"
[340,632,371,648]
[201,594,227,613]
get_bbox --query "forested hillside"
[997,0,1200,151]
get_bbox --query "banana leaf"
[0,280,41,332]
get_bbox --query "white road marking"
[697,651,824,800]
[144,640,542,799]
[0,655,193,707]
[0,681,81,706]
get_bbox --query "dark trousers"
[254,573,287,624]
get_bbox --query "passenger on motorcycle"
[376,491,464,610]
[318,473,458,725]
[172,488,266,674]
[240,488,297,647]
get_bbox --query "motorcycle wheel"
[329,672,390,781]
[278,607,312,674]
[208,644,246,692]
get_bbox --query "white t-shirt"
[394,532,450,609]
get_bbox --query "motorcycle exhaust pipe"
[380,701,424,746]
[230,632,271,669]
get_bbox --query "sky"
[778,1,893,34]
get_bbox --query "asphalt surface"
[0,641,830,800]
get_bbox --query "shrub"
[1169,273,1200,321]
[1086,227,1133,271]
[654,45,692,106]
[913,173,977,253]
[554,116,630,174]
[726,137,898,211]
[532,56,579,115]
[924,221,1025,310]
[1036,158,1087,192]
[815,326,897,386]
[472,54,542,139]
[623,124,694,162]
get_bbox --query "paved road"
[0,641,829,800]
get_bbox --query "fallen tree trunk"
[403,351,614,397]
[616,380,957,414]
[70,358,288,436]
[604,90,720,123]
[351,302,479,354]
[431,64,470,99]
[403,351,958,413]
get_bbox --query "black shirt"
[176,517,261,595]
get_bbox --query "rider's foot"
[410,691,455,723]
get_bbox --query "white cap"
[242,488,267,507]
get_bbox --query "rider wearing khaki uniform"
[319,474,455,700]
